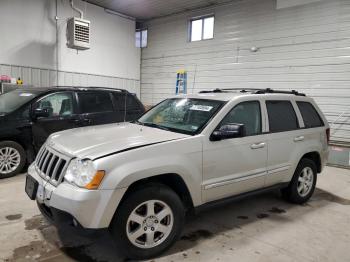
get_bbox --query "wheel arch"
[299,151,322,173]
[118,173,194,213]
[0,137,34,163]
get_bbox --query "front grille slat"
[38,150,49,170]
[36,147,46,163]
[34,145,71,186]
[47,155,58,179]
[55,160,67,181]
[37,148,47,168]
[42,152,53,174]
[52,158,62,181]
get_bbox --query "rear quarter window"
[296,101,324,128]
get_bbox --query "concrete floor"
[1,166,350,262]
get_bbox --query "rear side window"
[112,92,126,110]
[266,100,299,132]
[297,101,324,128]
[126,94,141,111]
[78,92,113,113]
[113,92,141,111]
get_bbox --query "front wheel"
[281,158,317,204]
[110,184,185,260]
[0,141,26,179]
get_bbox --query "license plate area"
[25,175,39,200]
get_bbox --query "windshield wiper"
[142,122,172,132]
[132,120,144,126]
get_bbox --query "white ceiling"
[86,0,235,20]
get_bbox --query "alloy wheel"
[126,200,174,249]
[0,147,21,175]
[297,166,314,197]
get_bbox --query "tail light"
[326,128,330,144]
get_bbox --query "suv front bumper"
[26,164,127,229]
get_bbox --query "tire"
[110,184,185,260]
[281,158,317,204]
[0,141,26,179]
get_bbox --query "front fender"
[96,137,203,206]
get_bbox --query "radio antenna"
[123,90,127,122]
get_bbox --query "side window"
[297,101,324,128]
[78,92,113,113]
[266,100,299,132]
[220,101,262,136]
[126,94,141,111]
[113,92,126,110]
[35,92,74,117]
[113,92,140,111]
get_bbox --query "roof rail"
[54,86,128,92]
[199,88,305,96]
[255,88,305,96]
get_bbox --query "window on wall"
[135,29,148,48]
[190,16,214,42]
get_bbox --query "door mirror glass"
[210,124,246,141]
[33,108,50,119]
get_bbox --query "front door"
[202,101,268,203]
[32,92,79,152]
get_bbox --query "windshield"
[0,90,37,114]
[137,98,224,135]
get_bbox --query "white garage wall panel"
[0,0,140,96]
[141,0,350,144]
[0,64,140,96]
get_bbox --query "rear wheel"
[110,184,185,260]
[281,158,317,204]
[0,141,26,179]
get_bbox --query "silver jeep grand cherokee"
[26,88,329,259]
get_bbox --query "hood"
[48,122,189,160]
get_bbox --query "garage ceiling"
[86,0,235,20]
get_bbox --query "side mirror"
[33,108,50,119]
[210,124,246,141]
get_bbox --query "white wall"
[141,0,350,143]
[0,0,140,95]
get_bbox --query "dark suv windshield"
[0,90,38,114]
[137,98,224,135]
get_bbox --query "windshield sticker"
[19,93,33,97]
[190,105,213,112]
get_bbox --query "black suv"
[0,87,145,178]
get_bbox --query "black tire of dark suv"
[281,158,317,204]
[110,184,185,260]
[0,141,26,179]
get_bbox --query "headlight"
[65,158,105,189]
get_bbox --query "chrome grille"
[35,145,70,186]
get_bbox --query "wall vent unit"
[66,17,90,50]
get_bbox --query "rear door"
[265,99,303,186]
[77,91,116,126]
[32,91,79,151]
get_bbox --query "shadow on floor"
[7,188,349,262]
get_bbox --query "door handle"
[250,142,266,149]
[69,119,81,123]
[294,136,305,142]
[81,118,92,124]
